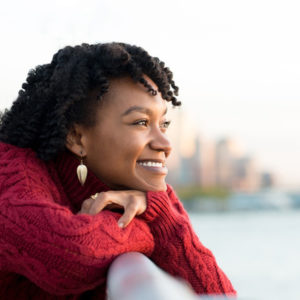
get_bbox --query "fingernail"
[118,222,124,228]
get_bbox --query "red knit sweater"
[0,142,236,299]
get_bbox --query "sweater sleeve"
[144,185,236,296]
[0,150,155,295]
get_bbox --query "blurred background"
[0,0,299,299]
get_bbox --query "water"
[190,210,300,300]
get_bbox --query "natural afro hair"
[0,42,180,161]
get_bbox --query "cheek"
[88,133,144,171]
[103,128,146,158]
[120,139,144,162]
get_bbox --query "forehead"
[99,77,167,115]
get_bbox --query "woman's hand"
[78,190,147,228]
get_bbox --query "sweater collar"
[53,150,110,210]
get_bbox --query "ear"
[65,125,87,157]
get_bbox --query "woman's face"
[76,77,172,191]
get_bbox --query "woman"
[0,42,236,299]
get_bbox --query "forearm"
[0,193,154,295]
[143,186,236,296]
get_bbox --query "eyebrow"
[121,105,168,117]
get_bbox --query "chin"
[126,176,167,192]
[142,182,167,192]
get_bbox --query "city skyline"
[167,109,275,192]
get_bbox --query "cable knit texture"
[0,142,236,299]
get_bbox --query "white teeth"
[138,161,163,168]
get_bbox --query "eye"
[133,119,148,126]
[160,120,171,129]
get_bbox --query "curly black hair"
[0,42,180,161]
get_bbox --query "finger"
[78,198,94,214]
[118,201,138,228]
[89,192,110,215]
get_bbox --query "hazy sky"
[0,0,299,188]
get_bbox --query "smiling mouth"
[136,160,168,174]
[137,161,163,168]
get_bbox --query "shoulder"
[0,141,36,160]
[0,141,48,175]
[0,142,57,200]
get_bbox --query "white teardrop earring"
[77,151,88,186]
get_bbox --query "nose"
[149,127,172,158]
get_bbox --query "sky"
[0,0,299,188]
